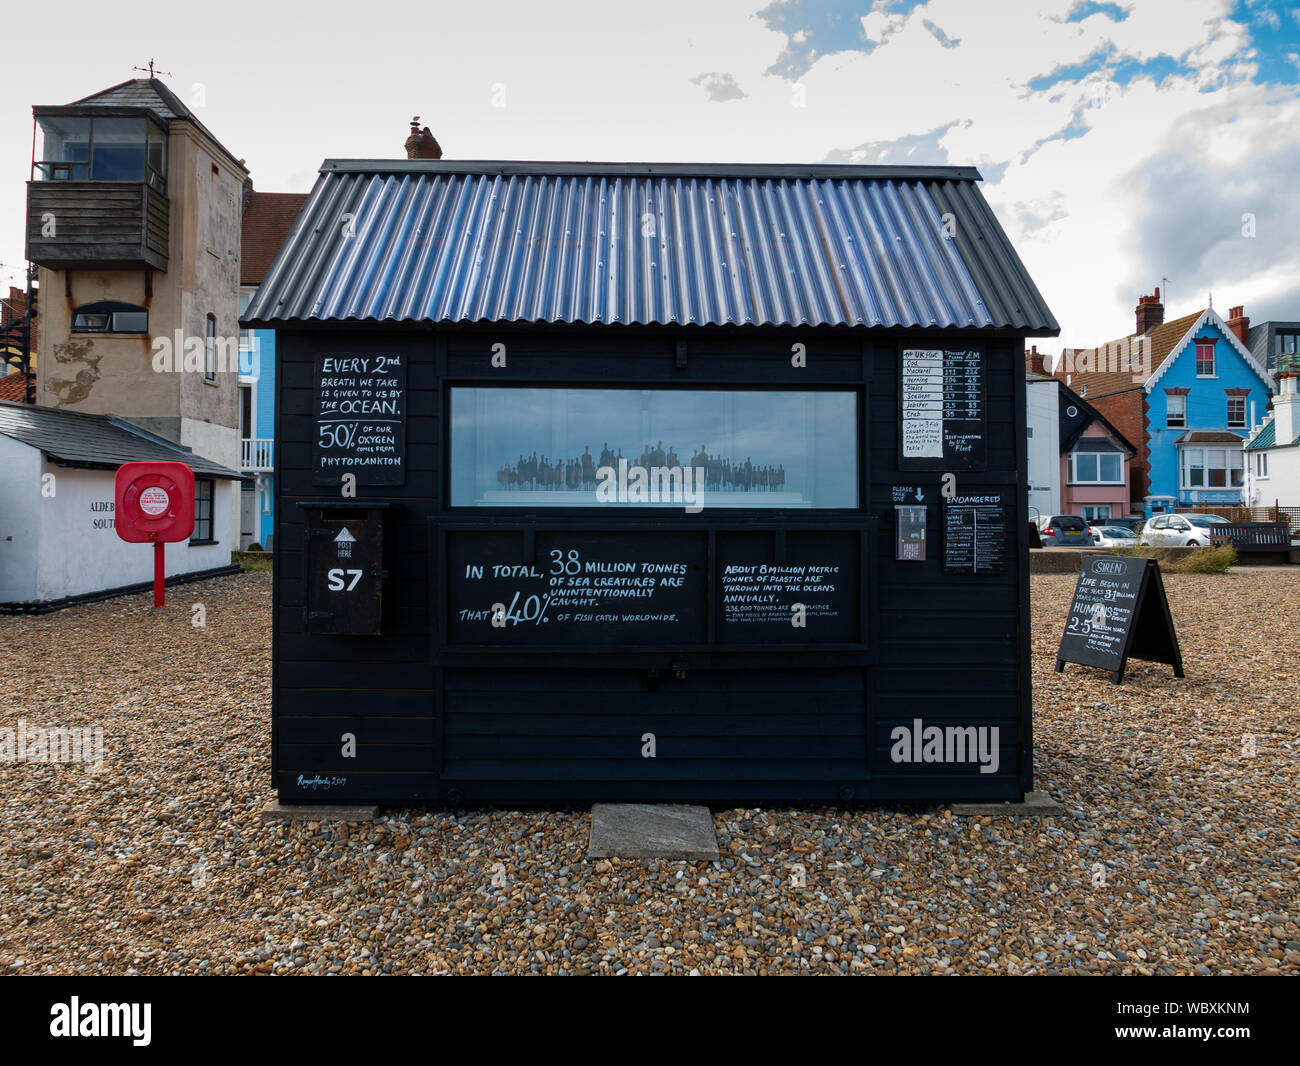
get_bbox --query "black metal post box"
[302,503,392,635]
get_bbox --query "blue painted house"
[1054,292,1273,514]
[238,189,308,550]
[1142,306,1273,510]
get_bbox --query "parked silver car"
[1139,512,1231,547]
[1091,525,1139,547]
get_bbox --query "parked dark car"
[1035,514,1094,546]
[1095,516,1143,534]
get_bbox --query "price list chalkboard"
[899,346,986,470]
[1056,555,1184,683]
[313,353,407,486]
[942,491,1010,575]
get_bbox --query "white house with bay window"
[1244,354,1300,515]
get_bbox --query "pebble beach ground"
[1,567,1296,975]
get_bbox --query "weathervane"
[133,58,172,79]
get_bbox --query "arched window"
[70,301,148,333]
[205,314,216,381]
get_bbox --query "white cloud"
[1,0,1296,350]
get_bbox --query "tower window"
[70,301,148,333]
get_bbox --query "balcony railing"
[241,437,273,472]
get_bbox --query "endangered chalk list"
[942,490,1010,575]
[1056,554,1183,683]
[899,345,986,470]
[313,353,407,486]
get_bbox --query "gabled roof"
[243,160,1059,333]
[1057,306,1273,399]
[1052,310,1201,399]
[242,191,310,286]
[0,401,243,479]
[1058,379,1136,454]
[1144,307,1272,392]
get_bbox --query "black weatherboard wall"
[245,159,1060,806]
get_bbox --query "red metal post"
[153,538,165,607]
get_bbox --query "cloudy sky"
[3,0,1298,349]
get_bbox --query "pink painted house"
[1059,384,1137,523]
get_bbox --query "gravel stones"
[0,568,1297,975]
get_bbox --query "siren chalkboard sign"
[1055,555,1184,683]
[899,345,986,470]
[313,352,407,486]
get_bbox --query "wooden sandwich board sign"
[1055,554,1184,684]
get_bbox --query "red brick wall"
[1089,390,1149,510]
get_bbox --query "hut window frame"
[447,384,862,511]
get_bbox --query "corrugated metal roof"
[244,161,1058,334]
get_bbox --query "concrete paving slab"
[949,790,1068,818]
[588,803,720,861]
[261,801,379,824]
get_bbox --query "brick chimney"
[1025,345,1047,376]
[404,117,443,160]
[1226,305,1250,345]
[1135,287,1164,335]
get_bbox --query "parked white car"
[1091,525,1139,548]
[1139,513,1231,547]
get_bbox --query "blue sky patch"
[1025,46,1114,92]
[1230,1,1300,85]
[923,18,960,49]
[1065,2,1129,23]
[759,0,929,77]
[759,0,872,78]
[1110,54,1183,87]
